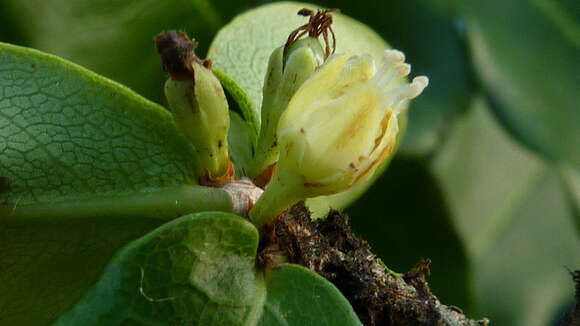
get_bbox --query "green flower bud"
[249,37,325,180]
[155,31,230,178]
[250,49,428,226]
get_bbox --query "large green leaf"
[460,0,580,167]
[54,212,361,326]
[0,42,234,217]
[0,0,254,104]
[432,98,580,325]
[0,43,232,325]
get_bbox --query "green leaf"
[0,41,195,204]
[432,98,580,325]
[258,264,362,326]
[461,0,580,167]
[54,212,361,326]
[0,43,232,325]
[0,0,254,104]
[0,42,235,218]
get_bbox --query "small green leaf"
[432,98,580,326]
[462,0,580,167]
[258,264,362,326]
[54,212,361,325]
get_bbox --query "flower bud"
[250,49,428,226]
[249,37,324,179]
[155,31,230,178]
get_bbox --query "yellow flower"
[250,49,428,226]
[279,50,427,193]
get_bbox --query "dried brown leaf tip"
[285,8,340,59]
[154,31,205,80]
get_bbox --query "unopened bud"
[249,37,324,179]
[155,31,230,178]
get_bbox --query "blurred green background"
[1,0,578,325]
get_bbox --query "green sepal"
[164,61,230,178]
[249,38,323,178]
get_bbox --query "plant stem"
[0,184,233,222]
[249,176,302,227]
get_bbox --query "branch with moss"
[260,203,489,326]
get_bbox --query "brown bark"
[260,202,489,326]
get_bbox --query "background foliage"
[0,0,578,325]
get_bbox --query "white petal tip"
[406,76,429,99]
[396,63,411,77]
[411,76,429,90]
[383,49,405,63]
[413,76,429,88]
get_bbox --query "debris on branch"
[260,202,489,326]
